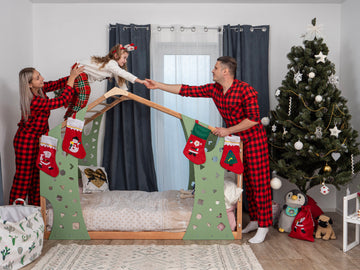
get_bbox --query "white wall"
[0,1,345,210]
[0,0,33,205]
[337,0,360,212]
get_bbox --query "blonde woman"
[9,65,84,206]
[65,43,145,118]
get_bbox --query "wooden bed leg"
[235,173,243,239]
[40,196,49,239]
[235,141,243,240]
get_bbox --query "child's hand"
[144,79,158,89]
[135,78,146,84]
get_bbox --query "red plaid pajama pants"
[242,130,273,227]
[64,73,91,119]
[9,129,41,206]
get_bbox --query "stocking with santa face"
[183,121,211,165]
[37,134,59,177]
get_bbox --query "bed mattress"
[46,190,194,232]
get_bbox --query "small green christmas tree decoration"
[265,18,360,194]
[224,150,238,166]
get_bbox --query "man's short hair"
[217,56,237,77]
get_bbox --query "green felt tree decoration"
[40,107,90,240]
[182,115,234,240]
[265,18,360,194]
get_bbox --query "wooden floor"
[23,212,360,270]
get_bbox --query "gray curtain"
[223,24,270,118]
[102,24,157,191]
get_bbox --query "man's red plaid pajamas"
[9,78,75,206]
[180,79,272,227]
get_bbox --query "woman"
[9,64,84,206]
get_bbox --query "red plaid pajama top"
[180,79,272,227]
[9,77,75,206]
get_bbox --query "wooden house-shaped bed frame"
[40,87,243,240]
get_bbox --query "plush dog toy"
[315,214,336,240]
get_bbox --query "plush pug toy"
[315,214,336,240]
[278,189,308,233]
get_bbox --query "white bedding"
[47,190,194,232]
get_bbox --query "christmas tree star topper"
[303,18,324,41]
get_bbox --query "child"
[9,65,84,206]
[64,43,145,119]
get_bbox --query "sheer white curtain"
[150,25,222,191]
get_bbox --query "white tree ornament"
[294,140,303,150]
[294,71,303,84]
[320,182,330,195]
[315,95,323,103]
[329,125,342,138]
[315,126,323,139]
[315,51,327,63]
[272,124,277,132]
[270,177,282,190]
[275,89,281,97]
[328,74,339,86]
[308,72,315,79]
[261,117,270,126]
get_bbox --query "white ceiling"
[30,0,345,4]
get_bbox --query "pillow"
[78,165,110,193]
[224,180,242,209]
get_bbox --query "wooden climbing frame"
[41,87,243,240]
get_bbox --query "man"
[145,56,272,243]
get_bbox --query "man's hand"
[144,79,158,89]
[212,127,231,137]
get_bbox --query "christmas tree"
[265,18,360,194]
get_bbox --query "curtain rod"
[109,25,267,32]
[109,25,150,30]
[228,26,267,32]
[156,26,222,32]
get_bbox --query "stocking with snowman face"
[62,117,86,159]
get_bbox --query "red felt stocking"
[62,117,86,159]
[220,135,244,174]
[36,134,59,177]
[183,121,211,165]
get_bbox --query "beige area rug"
[32,243,263,270]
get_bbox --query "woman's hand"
[67,64,85,87]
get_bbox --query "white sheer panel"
[150,25,222,191]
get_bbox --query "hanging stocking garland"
[183,120,211,165]
[62,116,86,159]
[220,135,244,174]
[37,134,59,177]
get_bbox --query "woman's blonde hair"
[19,67,45,122]
[91,44,129,86]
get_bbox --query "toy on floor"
[315,214,336,240]
[288,205,315,242]
[278,189,308,233]
[180,189,195,199]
